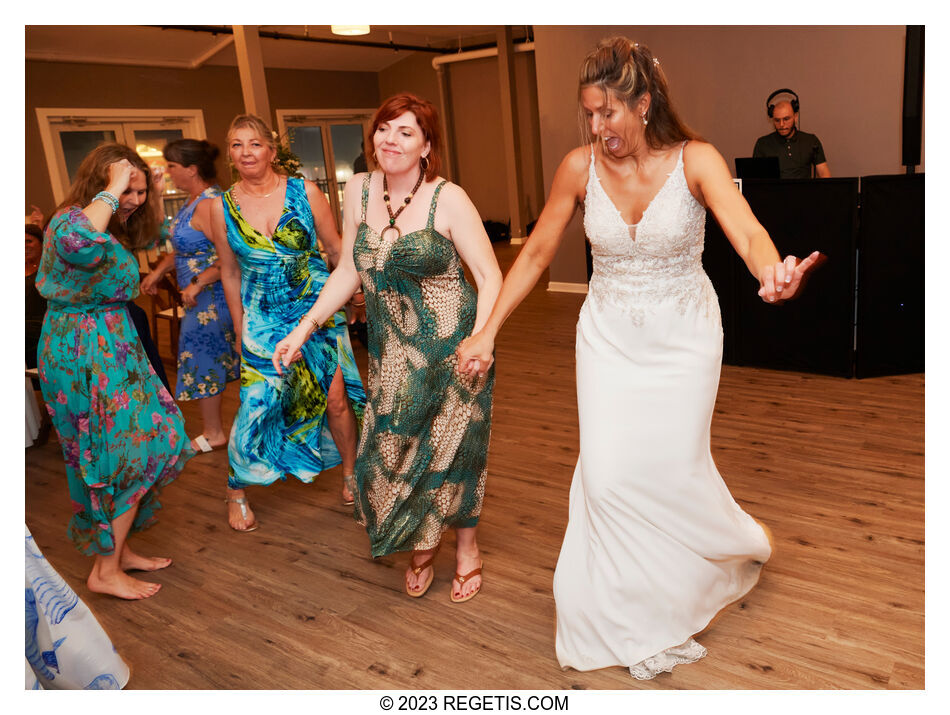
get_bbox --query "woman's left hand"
[181,282,201,308]
[150,165,165,193]
[758,251,823,303]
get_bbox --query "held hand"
[181,283,201,308]
[272,326,309,376]
[140,271,161,296]
[456,331,496,378]
[106,159,135,196]
[758,251,824,303]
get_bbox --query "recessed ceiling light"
[330,25,370,36]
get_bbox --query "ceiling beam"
[148,25,531,55]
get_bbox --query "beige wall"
[377,50,545,229]
[534,25,910,286]
[26,60,378,215]
[378,51,442,109]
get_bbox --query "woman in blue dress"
[36,143,192,600]
[141,139,239,452]
[208,114,366,532]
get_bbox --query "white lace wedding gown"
[553,142,772,680]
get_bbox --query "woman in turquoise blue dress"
[36,143,192,600]
[141,139,239,452]
[209,114,366,532]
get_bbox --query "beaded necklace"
[380,170,425,240]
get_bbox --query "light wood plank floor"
[24,242,924,690]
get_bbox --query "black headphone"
[766,88,800,117]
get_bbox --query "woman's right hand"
[106,159,135,196]
[232,328,242,362]
[456,331,496,377]
[272,325,310,376]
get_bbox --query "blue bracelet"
[93,191,119,213]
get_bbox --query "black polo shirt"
[752,129,827,179]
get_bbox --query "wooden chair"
[149,273,184,357]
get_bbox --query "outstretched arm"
[685,141,821,303]
[456,148,588,375]
[272,176,364,374]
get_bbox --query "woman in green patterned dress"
[274,94,502,603]
[209,114,366,532]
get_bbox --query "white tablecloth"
[25,374,42,448]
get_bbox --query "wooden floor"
[24,241,924,691]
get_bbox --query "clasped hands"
[456,332,495,379]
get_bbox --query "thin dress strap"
[360,173,372,223]
[427,180,449,229]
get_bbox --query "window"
[36,108,207,218]
[277,109,375,231]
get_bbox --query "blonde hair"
[227,114,277,149]
[577,37,697,150]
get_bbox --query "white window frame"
[36,108,207,204]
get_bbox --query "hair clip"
[653,57,660,66]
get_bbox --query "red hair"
[370,93,442,181]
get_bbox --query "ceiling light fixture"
[330,25,370,36]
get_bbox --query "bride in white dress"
[457,37,820,680]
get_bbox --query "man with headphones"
[753,89,831,179]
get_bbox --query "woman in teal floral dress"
[36,143,192,600]
[274,94,502,603]
[209,114,366,532]
[141,139,238,452]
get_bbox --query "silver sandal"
[225,496,259,532]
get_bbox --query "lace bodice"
[583,142,720,327]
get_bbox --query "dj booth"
[701,174,924,378]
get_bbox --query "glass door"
[278,110,374,232]
[49,123,123,186]
[128,126,187,220]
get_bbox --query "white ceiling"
[25,25,532,73]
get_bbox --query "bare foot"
[226,491,257,531]
[452,548,482,601]
[406,548,437,594]
[120,546,172,572]
[87,569,162,600]
[342,474,356,505]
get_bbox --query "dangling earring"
[641,114,649,126]
[420,155,430,173]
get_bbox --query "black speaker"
[732,179,858,377]
[702,212,737,364]
[855,174,924,377]
[902,26,924,170]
